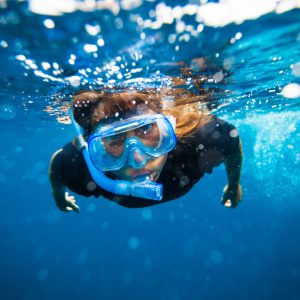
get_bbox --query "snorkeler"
[49,90,242,212]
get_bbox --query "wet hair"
[72,90,161,135]
[72,88,212,138]
[158,86,212,138]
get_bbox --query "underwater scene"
[0,0,300,299]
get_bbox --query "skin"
[113,153,168,182]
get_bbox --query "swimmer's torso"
[50,116,239,208]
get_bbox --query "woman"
[49,89,242,212]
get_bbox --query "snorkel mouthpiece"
[81,149,163,200]
[130,179,163,200]
[70,110,163,201]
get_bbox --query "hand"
[55,191,80,213]
[221,184,242,208]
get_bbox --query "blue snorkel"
[69,110,163,201]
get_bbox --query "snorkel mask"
[69,109,176,201]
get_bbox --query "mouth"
[131,170,156,181]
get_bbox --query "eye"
[103,133,125,147]
[135,124,154,137]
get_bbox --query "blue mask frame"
[88,113,176,171]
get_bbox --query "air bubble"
[43,19,55,29]
[37,269,48,281]
[15,54,26,61]
[123,271,133,284]
[83,44,98,53]
[14,146,23,153]
[41,62,51,70]
[36,174,48,185]
[85,24,101,36]
[67,76,81,87]
[0,40,8,48]
[291,62,300,77]
[209,249,223,264]
[86,181,96,192]
[128,237,140,249]
[142,208,152,220]
[179,175,190,188]
[76,252,88,265]
[282,83,300,99]
[212,131,221,139]
[0,103,16,120]
[235,32,242,40]
[87,203,96,213]
[213,71,224,83]
[229,129,239,138]
[97,38,105,47]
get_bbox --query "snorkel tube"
[69,110,163,201]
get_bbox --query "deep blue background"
[1,111,299,300]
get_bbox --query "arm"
[49,149,80,213]
[222,139,243,208]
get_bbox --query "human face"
[107,120,169,182]
[113,153,168,182]
[88,112,176,173]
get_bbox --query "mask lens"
[88,114,176,171]
[133,122,160,147]
[102,133,125,157]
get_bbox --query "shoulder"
[61,141,81,155]
[173,115,240,159]
[52,142,84,166]
[191,115,240,155]
[49,142,84,176]
[50,142,100,196]
[194,116,236,137]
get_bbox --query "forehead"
[93,101,154,124]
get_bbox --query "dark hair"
[72,90,162,134]
[72,88,212,137]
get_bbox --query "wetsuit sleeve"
[187,116,241,175]
[215,118,240,156]
[194,116,240,157]
[55,142,111,198]
[49,148,66,187]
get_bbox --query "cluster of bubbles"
[0,0,298,123]
[9,21,150,91]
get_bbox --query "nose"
[128,148,147,169]
[132,148,144,163]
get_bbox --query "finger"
[224,199,232,208]
[66,201,80,213]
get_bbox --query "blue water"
[0,1,300,300]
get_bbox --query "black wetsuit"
[50,116,240,208]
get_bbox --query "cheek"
[148,155,168,170]
[113,155,168,179]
